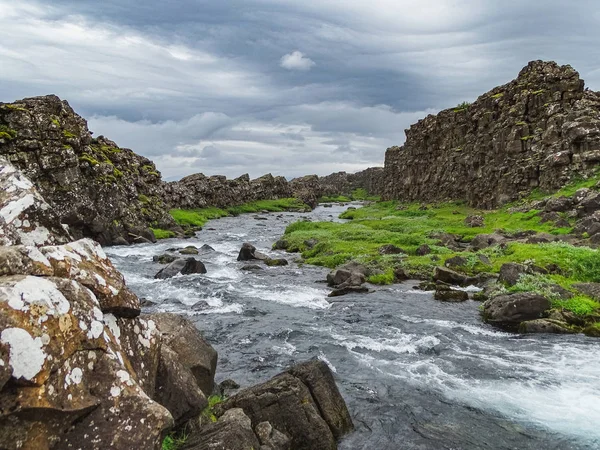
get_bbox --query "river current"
[105,204,600,450]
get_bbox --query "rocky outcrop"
[289,175,322,208]
[0,95,180,245]
[318,167,384,198]
[383,61,600,208]
[164,173,293,210]
[482,293,551,326]
[0,160,219,449]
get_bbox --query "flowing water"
[105,204,600,450]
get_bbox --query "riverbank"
[279,177,600,335]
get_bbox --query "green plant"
[553,295,600,316]
[520,135,534,141]
[151,228,176,239]
[63,129,77,138]
[454,101,471,112]
[139,194,150,204]
[0,125,17,140]
[201,395,224,423]
[491,93,504,99]
[79,153,99,166]
[162,432,188,450]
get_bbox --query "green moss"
[491,93,504,99]
[520,135,534,141]
[532,89,545,95]
[553,295,600,316]
[320,195,351,203]
[100,145,121,153]
[515,121,527,126]
[139,194,150,204]
[0,125,17,140]
[50,117,60,127]
[79,153,99,166]
[62,144,73,150]
[368,268,396,285]
[201,395,224,423]
[3,104,27,112]
[151,228,176,239]
[113,168,123,178]
[63,129,77,138]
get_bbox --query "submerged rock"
[237,242,269,261]
[265,258,289,266]
[434,286,469,302]
[519,319,576,334]
[153,253,177,264]
[328,285,369,297]
[179,245,199,255]
[155,257,207,279]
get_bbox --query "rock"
[498,262,529,286]
[519,319,576,334]
[0,275,173,449]
[0,97,181,245]
[434,286,469,302]
[326,269,365,288]
[237,243,265,261]
[154,344,208,427]
[155,258,207,279]
[482,293,551,326]
[0,245,54,277]
[338,261,371,277]
[444,256,468,268]
[241,264,264,271]
[572,282,600,300]
[470,233,505,250]
[545,196,573,212]
[153,253,177,264]
[181,408,261,450]
[112,237,130,246]
[273,239,289,250]
[382,61,600,209]
[393,267,409,281]
[41,238,141,317]
[433,266,472,286]
[304,238,318,249]
[215,360,352,450]
[416,244,431,256]
[200,244,215,252]
[378,244,405,255]
[478,254,492,265]
[464,215,484,227]
[328,286,369,297]
[286,360,354,439]
[265,258,289,266]
[219,379,241,397]
[255,421,292,450]
[179,246,199,255]
[148,313,218,396]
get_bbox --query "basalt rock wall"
[319,167,384,197]
[163,173,293,210]
[383,61,600,208]
[0,95,180,246]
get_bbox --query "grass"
[320,195,352,203]
[171,198,308,229]
[151,228,176,239]
[162,433,187,450]
[202,394,224,423]
[319,188,379,203]
[454,101,471,112]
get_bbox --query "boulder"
[153,253,177,264]
[215,360,353,450]
[519,319,576,334]
[415,244,431,256]
[328,286,369,297]
[219,379,241,397]
[434,286,469,302]
[572,282,600,301]
[181,408,261,450]
[265,258,289,267]
[444,255,468,268]
[498,262,528,286]
[179,246,199,255]
[241,264,264,271]
[470,233,505,250]
[41,238,141,317]
[464,215,484,227]
[147,313,218,396]
[273,239,289,250]
[255,421,292,450]
[378,244,405,255]
[544,196,573,212]
[237,243,269,261]
[433,266,472,286]
[155,258,207,279]
[326,269,352,287]
[482,293,551,325]
[200,244,215,252]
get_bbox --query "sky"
[1,1,599,181]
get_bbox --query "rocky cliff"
[319,167,384,198]
[0,95,180,246]
[383,61,600,207]
[164,173,292,210]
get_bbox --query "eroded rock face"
[0,96,180,245]
[383,61,600,207]
[318,168,384,198]
[482,293,551,326]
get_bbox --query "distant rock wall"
[164,173,292,210]
[0,95,180,245]
[383,61,600,208]
[319,167,384,197]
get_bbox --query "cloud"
[2,0,600,182]
[280,51,316,71]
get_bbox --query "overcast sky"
[1,1,599,180]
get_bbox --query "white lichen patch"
[88,321,104,340]
[20,225,51,247]
[1,276,70,317]
[25,247,52,267]
[1,327,47,380]
[110,386,121,398]
[0,193,35,223]
[103,314,121,344]
[116,370,133,386]
[94,273,107,287]
[64,367,83,386]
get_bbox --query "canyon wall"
[383,61,600,208]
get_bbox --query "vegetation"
[151,228,176,239]
[201,394,224,423]
[454,101,471,112]
[63,129,77,138]
[491,93,504,99]
[320,195,351,203]
[319,188,379,203]
[79,153,100,166]
[170,198,309,229]
[161,432,187,450]
[0,125,17,140]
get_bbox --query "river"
[105,203,600,450]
